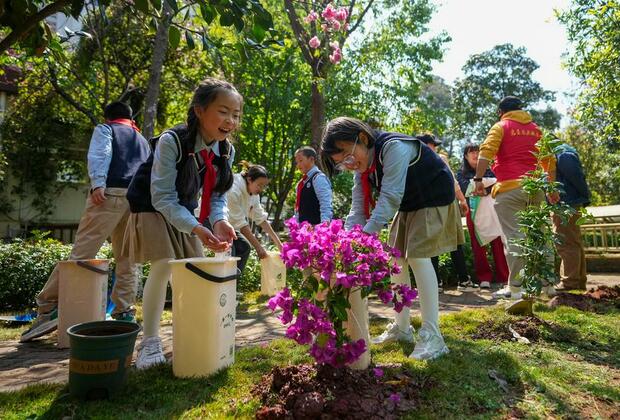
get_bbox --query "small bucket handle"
[76,261,109,275]
[185,262,239,283]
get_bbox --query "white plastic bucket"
[260,251,286,296]
[345,288,370,370]
[169,257,239,378]
[58,259,109,348]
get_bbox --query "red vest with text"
[492,119,542,182]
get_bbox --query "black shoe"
[457,279,478,291]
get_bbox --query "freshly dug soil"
[586,285,620,301]
[548,286,620,313]
[472,316,545,342]
[253,363,426,419]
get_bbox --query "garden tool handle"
[76,261,110,275]
[185,262,239,283]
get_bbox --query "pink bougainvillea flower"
[273,218,414,366]
[335,7,349,22]
[329,41,339,50]
[329,49,342,64]
[373,368,384,377]
[308,36,321,49]
[389,393,401,404]
[321,4,337,21]
[304,10,319,23]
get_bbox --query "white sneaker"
[492,285,512,298]
[371,322,414,344]
[480,281,491,289]
[409,322,449,360]
[135,336,166,369]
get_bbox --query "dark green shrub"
[0,232,72,312]
[238,252,261,292]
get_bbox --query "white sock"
[391,258,411,332]
[408,257,440,330]
[141,258,172,337]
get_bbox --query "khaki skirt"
[388,200,465,259]
[122,212,204,263]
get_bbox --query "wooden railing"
[581,223,620,254]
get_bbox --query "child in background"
[124,78,241,369]
[227,162,282,273]
[456,143,509,289]
[321,117,460,360]
[294,146,333,224]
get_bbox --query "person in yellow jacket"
[473,96,558,300]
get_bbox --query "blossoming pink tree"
[283,0,375,150]
[268,219,417,368]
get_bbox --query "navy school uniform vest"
[105,123,150,188]
[372,132,455,211]
[298,172,322,225]
[126,124,231,214]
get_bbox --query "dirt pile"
[253,363,427,419]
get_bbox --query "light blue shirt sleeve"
[208,144,235,226]
[151,133,199,234]
[363,140,417,234]
[345,171,367,230]
[87,124,113,190]
[311,170,333,222]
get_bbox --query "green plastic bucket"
[67,320,141,399]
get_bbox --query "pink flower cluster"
[281,218,401,286]
[304,3,349,64]
[268,291,366,367]
[266,218,417,367]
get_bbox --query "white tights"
[141,258,172,337]
[391,257,440,331]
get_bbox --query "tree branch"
[347,0,374,36]
[47,64,98,126]
[284,0,313,65]
[0,0,71,55]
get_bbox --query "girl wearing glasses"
[320,117,461,360]
[226,162,282,273]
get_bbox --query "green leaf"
[219,11,235,27]
[200,4,216,24]
[201,33,209,51]
[185,31,195,50]
[134,0,150,14]
[168,26,181,49]
[149,0,162,11]
[251,23,266,43]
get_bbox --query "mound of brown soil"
[472,317,544,342]
[548,286,620,313]
[586,285,620,301]
[253,363,426,419]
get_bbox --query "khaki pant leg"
[36,188,129,314]
[494,189,526,288]
[110,200,140,314]
[553,210,587,288]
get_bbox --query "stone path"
[1,274,618,392]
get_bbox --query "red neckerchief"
[197,149,216,224]
[106,118,141,132]
[361,160,376,219]
[295,174,308,211]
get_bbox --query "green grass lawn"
[1,303,618,419]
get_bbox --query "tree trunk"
[142,1,173,139]
[310,79,325,152]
